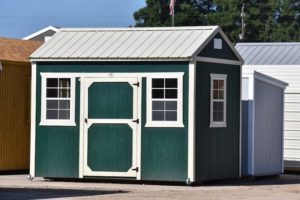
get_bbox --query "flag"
[169,0,176,16]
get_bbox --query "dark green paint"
[141,77,188,182]
[35,78,80,178]
[198,33,239,61]
[88,124,132,172]
[88,82,133,119]
[35,62,188,181]
[195,62,240,182]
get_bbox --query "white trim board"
[195,57,243,65]
[23,26,59,40]
[188,61,196,183]
[30,62,37,178]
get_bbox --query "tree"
[133,0,300,43]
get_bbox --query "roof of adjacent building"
[30,26,241,61]
[236,43,300,65]
[0,37,43,62]
[23,25,59,41]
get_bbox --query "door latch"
[132,119,139,124]
[85,118,88,123]
[131,167,139,172]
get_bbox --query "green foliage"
[133,0,300,43]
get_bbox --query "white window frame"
[40,73,76,126]
[210,74,227,128]
[146,73,184,128]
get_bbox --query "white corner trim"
[188,61,196,182]
[30,62,37,178]
[40,74,76,126]
[239,66,242,177]
[210,74,227,128]
[195,56,243,66]
[23,25,59,40]
[145,73,184,128]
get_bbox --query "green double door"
[83,77,139,178]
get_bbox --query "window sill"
[145,122,184,128]
[39,120,76,127]
[209,122,227,128]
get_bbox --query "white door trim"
[82,77,139,178]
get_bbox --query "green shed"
[29,26,243,184]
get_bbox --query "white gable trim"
[191,27,244,64]
[23,26,59,40]
[195,56,243,65]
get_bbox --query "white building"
[236,43,300,170]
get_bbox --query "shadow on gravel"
[0,188,127,200]
[196,174,300,187]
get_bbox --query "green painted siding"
[198,33,239,61]
[88,82,133,119]
[88,124,132,172]
[35,62,188,181]
[141,78,188,182]
[195,62,240,182]
[35,78,80,178]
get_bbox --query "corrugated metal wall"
[254,78,283,175]
[243,66,300,167]
[0,61,30,171]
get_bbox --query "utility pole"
[239,3,245,40]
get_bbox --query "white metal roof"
[30,26,234,61]
[236,43,300,65]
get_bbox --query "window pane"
[152,89,164,99]
[152,79,164,88]
[152,101,164,110]
[219,90,224,99]
[59,89,70,98]
[59,100,70,109]
[213,90,218,99]
[59,78,71,87]
[59,110,70,119]
[47,78,58,87]
[218,80,224,90]
[213,80,218,89]
[47,100,59,109]
[165,79,177,88]
[213,102,224,122]
[165,111,177,121]
[46,110,58,119]
[47,89,58,98]
[165,101,177,110]
[165,89,177,99]
[152,111,164,121]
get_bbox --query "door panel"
[83,77,139,178]
[88,82,133,119]
[87,124,132,172]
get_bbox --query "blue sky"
[0,0,146,39]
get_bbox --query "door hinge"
[131,167,139,172]
[132,119,139,124]
[85,118,88,123]
[132,82,140,87]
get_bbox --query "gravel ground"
[0,174,299,200]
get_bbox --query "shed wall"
[195,62,240,182]
[35,62,189,181]
[243,66,300,168]
[0,61,30,171]
[254,78,283,175]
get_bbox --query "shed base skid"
[43,177,192,186]
[284,160,300,172]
